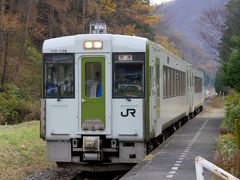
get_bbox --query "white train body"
[41,34,204,171]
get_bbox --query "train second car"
[41,34,204,171]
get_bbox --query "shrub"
[24,100,40,121]
[0,83,32,124]
[224,91,240,133]
[215,134,240,178]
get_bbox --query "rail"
[195,156,239,180]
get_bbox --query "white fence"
[195,156,239,180]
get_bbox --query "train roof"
[42,34,148,53]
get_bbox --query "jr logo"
[121,109,136,117]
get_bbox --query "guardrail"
[195,156,239,180]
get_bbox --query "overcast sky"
[150,0,174,5]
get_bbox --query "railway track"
[72,170,128,180]
[71,114,196,180]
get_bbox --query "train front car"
[41,34,147,171]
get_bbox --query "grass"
[0,121,55,180]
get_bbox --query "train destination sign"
[118,54,133,61]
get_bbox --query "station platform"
[121,107,224,180]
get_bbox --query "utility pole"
[96,0,100,21]
[82,0,86,34]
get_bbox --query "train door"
[187,68,191,113]
[191,71,194,112]
[155,60,160,120]
[150,61,158,134]
[80,57,106,131]
[187,67,194,114]
[155,59,161,134]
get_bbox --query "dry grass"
[0,121,55,180]
[208,95,225,109]
[214,151,240,179]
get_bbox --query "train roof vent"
[89,21,107,34]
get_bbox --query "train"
[40,33,204,172]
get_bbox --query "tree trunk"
[48,5,54,38]
[1,32,9,86]
[83,0,86,33]
[0,0,6,86]
[13,0,33,83]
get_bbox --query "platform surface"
[121,106,224,180]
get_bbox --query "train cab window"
[113,53,145,98]
[85,62,102,97]
[194,76,202,93]
[44,54,74,98]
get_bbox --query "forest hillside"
[0,0,181,124]
[155,0,227,85]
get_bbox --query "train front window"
[85,62,102,98]
[113,53,145,98]
[44,54,74,98]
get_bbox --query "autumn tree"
[0,0,162,88]
[96,0,160,40]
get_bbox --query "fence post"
[235,119,240,151]
[195,156,204,180]
[236,119,240,177]
[195,156,240,180]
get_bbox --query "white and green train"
[41,34,204,171]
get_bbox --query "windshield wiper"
[57,84,63,101]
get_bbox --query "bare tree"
[13,0,36,83]
[198,5,226,51]
[0,0,6,86]
[1,32,9,86]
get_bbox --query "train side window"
[163,66,167,98]
[175,70,178,96]
[182,72,184,95]
[183,72,186,95]
[178,71,180,96]
[178,71,181,96]
[180,72,183,95]
[173,70,175,97]
[167,67,171,98]
[194,77,197,93]
[44,54,74,98]
[171,68,174,97]
[166,67,168,98]
[85,62,102,97]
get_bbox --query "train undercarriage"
[52,106,203,172]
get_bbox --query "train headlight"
[84,41,93,49]
[83,41,103,49]
[93,41,103,49]
[83,136,100,152]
